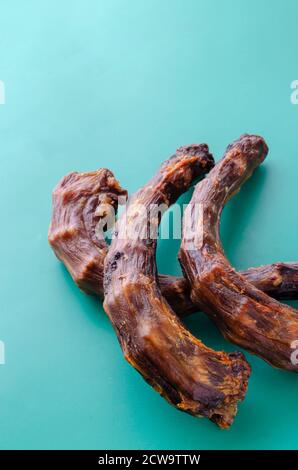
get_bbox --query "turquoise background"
[0,0,297,450]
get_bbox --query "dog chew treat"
[48,169,127,296]
[160,263,298,315]
[241,263,298,301]
[48,171,298,317]
[103,145,251,429]
[179,135,298,372]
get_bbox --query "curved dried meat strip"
[48,171,298,317]
[48,169,127,296]
[241,263,298,301]
[179,135,298,371]
[160,263,298,316]
[103,145,250,429]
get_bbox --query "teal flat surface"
[0,0,297,450]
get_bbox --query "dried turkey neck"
[48,171,298,316]
[103,145,250,429]
[241,263,298,301]
[48,169,127,296]
[159,262,298,316]
[179,134,298,371]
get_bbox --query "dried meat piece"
[241,263,298,301]
[103,145,250,429]
[179,135,298,371]
[48,169,127,296]
[160,263,298,316]
[49,175,298,313]
[49,172,298,317]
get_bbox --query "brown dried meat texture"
[48,169,127,296]
[179,134,298,372]
[103,145,250,429]
[48,170,298,317]
[241,264,298,301]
